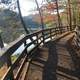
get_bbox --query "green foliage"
[0,9,26,43]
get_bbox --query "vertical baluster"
[55,28,57,36]
[50,29,52,40]
[6,55,14,79]
[24,40,27,47]
[24,40,27,55]
[0,34,4,48]
[42,31,45,44]
[36,33,38,45]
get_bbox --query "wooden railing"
[0,26,74,80]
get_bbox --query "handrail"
[0,26,74,80]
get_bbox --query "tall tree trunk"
[66,10,70,30]
[72,8,76,26]
[55,0,63,33]
[17,0,35,44]
[0,34,4,48]
[71,0,77,27]
[68,0,72,31]
[35,0,44,30]
[17,0,29,34]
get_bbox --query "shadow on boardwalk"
[42,41,80,80]
[42,41,58,80]
[30,40,80,80]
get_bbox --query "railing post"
[42,31,45,44]
[55,28,57,36]
[36,34,39,44]
[0,33,4,48]
[24,40,28,55]
[6,55,14,79]
[24,40,27,47]
[50,29,52,40]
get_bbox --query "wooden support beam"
[0,34,4,48]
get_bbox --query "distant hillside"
[0,9,42,43]
[0,9,26,43]
[23,15,41,29]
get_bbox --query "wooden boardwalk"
[1,29,80,80]
[25,33,80,80]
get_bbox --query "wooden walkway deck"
[24,33,80,80]
[1,30,80,80]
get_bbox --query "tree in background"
[55,0,63,33]
[0,30,4,48]
[71,0,80,47]
[71,0,77,26]
[35,0,45,30]
[17,0,29,34]
[67,0,72,30]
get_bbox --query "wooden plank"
[57,70,79,80]
[1,49,27,80]
[52,31,73,42]
[14,55,27,79]
[20,60,30,80]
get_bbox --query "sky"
[0,0,66,16]
[19,0,46,16]
[0,0,44,16]
[19,0,65,16]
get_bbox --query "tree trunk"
[0,34,4,48]
[55,0,63,33]
[68,0,72,31]
[17,0,29,34]
[35,0,44,30]
[17,0,35,44]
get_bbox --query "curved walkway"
[26,33,80,80]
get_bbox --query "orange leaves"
[47,3,56,10]
[43,14,56,23]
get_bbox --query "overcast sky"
[19,0,47,16]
